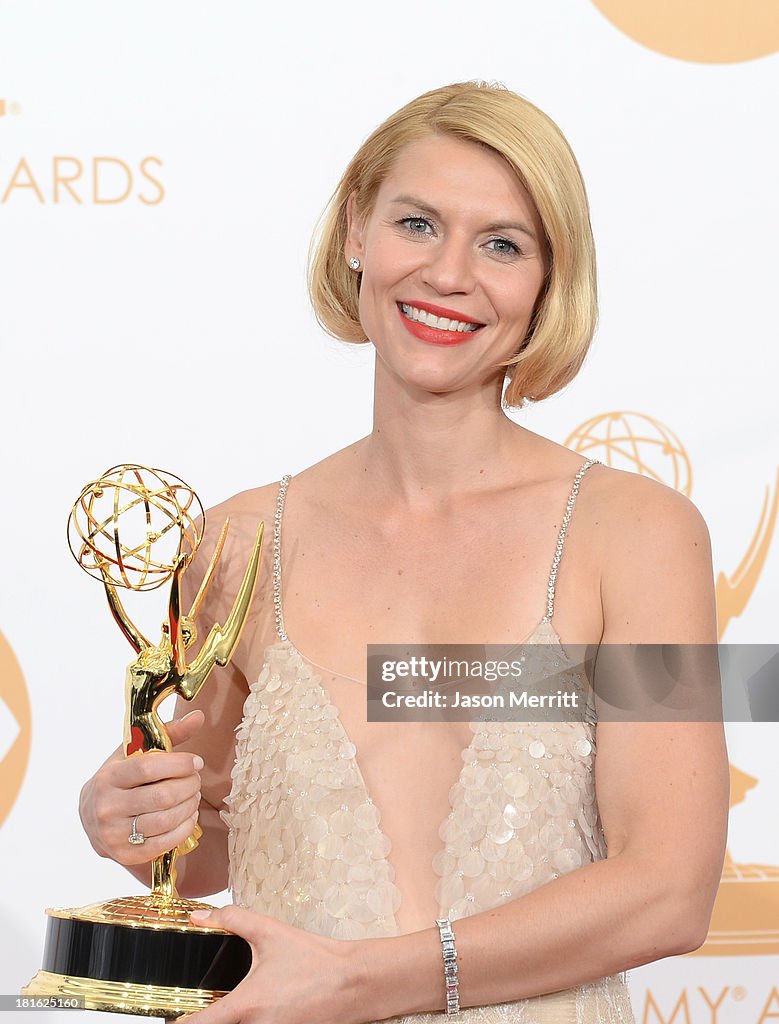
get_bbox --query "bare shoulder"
[580,464,716,643]
[196,480,284,562]
[582,463,712,546]
[203,480,282,534]
[182,480,284,636]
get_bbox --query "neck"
[349,360,535,507]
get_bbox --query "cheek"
[366,235,417,285]
[358,239,414,326]
[499,275,546,324]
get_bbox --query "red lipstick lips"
[397,301,485,347]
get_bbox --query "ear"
[345,191,367,264]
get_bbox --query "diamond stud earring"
[349,257,361,271]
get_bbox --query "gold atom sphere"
[67,464,205,591]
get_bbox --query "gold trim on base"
[44,894,230,933]
[22,970,226,1018]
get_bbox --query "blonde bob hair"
[307,81,597,409]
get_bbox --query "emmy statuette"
[23,465,264,1017]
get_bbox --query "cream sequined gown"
[223,459,636,1024]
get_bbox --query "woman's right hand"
[79,709,205,865]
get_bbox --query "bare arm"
[355,476,730,1018]
[169,497,274,897]
[166,659,252,897]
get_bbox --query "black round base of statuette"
[22,901,253,1018]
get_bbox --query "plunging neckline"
[254,618,573,932]
[259,463,600,932]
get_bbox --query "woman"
[79,81,729,1024]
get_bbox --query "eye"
[397,215,434,236]
[485,237,523,258]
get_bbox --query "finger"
[111,770,202,819]
[93,772,199,841]
[102,713,204,768]
[121,809,201,865]
[107,750,203,790]
[190,905,263,943]
[119,792,201,844]
[166,709,206,748]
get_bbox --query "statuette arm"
[103,579,150,653]
[168,553,189,675]
[178,522,264,701]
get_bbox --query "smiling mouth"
[399,303,484,333]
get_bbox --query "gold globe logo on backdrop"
[0,631,31,830]
[567,411,692,494]
[566,411,779,957]
[0,98,165,205]
[590,0,779,63]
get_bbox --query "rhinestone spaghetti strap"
[272,474,291,642]
[542,459,602,624]
[271,472,378,685]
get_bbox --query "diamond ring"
[128,815,145,845]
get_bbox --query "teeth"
[400,303,481,333]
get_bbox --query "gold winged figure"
[103,516,264,899]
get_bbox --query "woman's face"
[346,133,547,401]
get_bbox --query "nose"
[419,232,475,296]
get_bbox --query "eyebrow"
[388,194,538,242]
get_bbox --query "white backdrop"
[1,2,777,1022]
